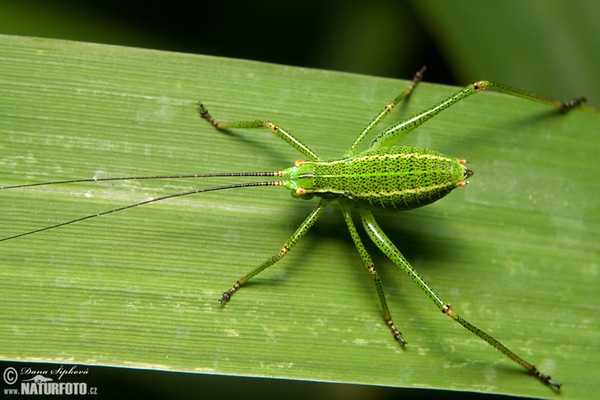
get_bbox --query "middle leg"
[340,202,405,344]
[220,199,330,303]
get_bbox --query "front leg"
[198,102,319,161]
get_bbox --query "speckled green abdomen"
[312,146,470,210]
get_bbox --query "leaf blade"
[1,35,598,398]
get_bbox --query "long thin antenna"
[1,171,282,190]
[1,176,286,242]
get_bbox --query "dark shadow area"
[0,360,528,400]
[3,1,455,86]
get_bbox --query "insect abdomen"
[312,146,470,210]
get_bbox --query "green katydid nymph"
[1,67,584,390]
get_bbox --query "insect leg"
[370,80,585,150]
[340,202,405,344]
[219,199,330,303]
[198,102,319,161]
[358,208,561,389]
[346,66,426,156]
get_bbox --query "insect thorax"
[289,146,469,211]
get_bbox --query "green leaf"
[1,35,598,398]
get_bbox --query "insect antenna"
[1,171,285,242]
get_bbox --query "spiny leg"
[358,208,561,390]
[480,81,585,112]
[339,202,404,344]
[198,102,319,161]
[370,79,585,149]
[346,66,426,156]
[220,199,330,303]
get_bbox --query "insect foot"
[530,368,561,391]
[388,322,406,345]
[219,282,241,304]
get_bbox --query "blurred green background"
[1,0,598,106]
[1,1,597,399]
